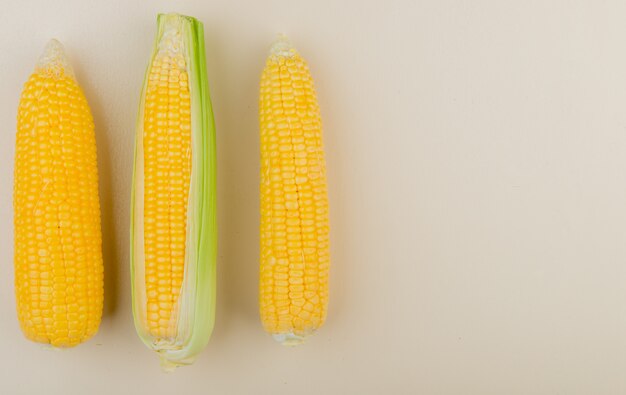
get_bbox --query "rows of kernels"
[14,68,103,347]
[143,50,191,340]
[259,49,330,337]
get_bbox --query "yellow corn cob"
[142,37,192,340]
[14,40,103,347]
[259,36,330,345]
[131,14,216,368]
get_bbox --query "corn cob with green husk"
[131,13,217,368]
[259,36,330,345]
[14,40,103,347]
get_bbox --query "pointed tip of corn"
[159,12,184,32]
[158,12,191,23]
[270,34,297,58]
[36,39,74,79]
[156,16,185,57]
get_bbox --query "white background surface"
[1,0,626,393]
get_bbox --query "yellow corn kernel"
[14,40,103,347]
[259,36,330,345]
[142,46,192,340]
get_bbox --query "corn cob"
[259,36,330,345]
[14,40,103,347]
[131,13,217,368]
